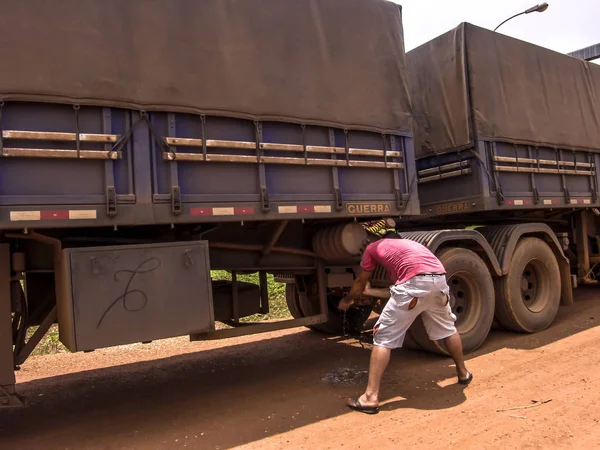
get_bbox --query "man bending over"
[338,237,472,414]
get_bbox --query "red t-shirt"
[361,239,445,285]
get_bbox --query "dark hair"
[359,234,379,256]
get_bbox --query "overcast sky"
[397,0,599,55]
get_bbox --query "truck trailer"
[1,1,599,406]
[398,22,600,354]
[0,0,417,406]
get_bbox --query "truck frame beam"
[568,43,600,61]
[192,261,328,341]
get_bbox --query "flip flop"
[458,371,473,385]
[346,396,379,415]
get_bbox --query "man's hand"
[338,270,371,311]
[338,297,354,311]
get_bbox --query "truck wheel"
[408,247,495,355]
[285,283,304,319]
[491,318,504,330]
[285,277,320,318]
[494,238,560,333]
[402,326,423,351]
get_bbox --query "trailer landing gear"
[0,244,25,407]
[0,385,26,407]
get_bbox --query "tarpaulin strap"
[200,115,207,159]
[528,146,540,204]
[589,152,598,203]
[471,146,504,204]
[144,113,174,159]
[556,147,570,203]
[391,135,402,210]
[255,121,270,213]
[382,134,388,167]
[400,173,417,216]
[102,107,117,217]
[344,129,350,166]
[166,113,181,216]
[301,124,308,165]
[111,112,146,154]
[73,105,81,159]
[0,101,3,155]
[398,136,417,215]
[111,111,173,159]
[329,129,343,211]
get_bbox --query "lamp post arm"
[494,11,526,32]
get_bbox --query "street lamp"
[494,3,549,32]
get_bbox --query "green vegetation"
[25,271,290,356]
[26,325,66,356]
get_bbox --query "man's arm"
[338,270,371,310]
[363,283,391,299]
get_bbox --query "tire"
[401,326,424,351]
[285,283,304,319]
[494,237,560,333]
[408,247,495,355]
[491,318,503,330]
[285,278,371,335]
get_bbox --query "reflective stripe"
[10,210,97,221]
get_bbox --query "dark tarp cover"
[0,0,411,135]
[407,23,600,158]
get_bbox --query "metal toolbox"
[57,241,213,352]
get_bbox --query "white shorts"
[373,274,457,349]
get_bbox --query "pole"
[494,12,527,31]
[494,3,549,32]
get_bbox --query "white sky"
[397,0,599,55]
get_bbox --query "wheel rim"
[449,271,481,334]
[520,259,549,313]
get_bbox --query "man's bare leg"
[357,345,391,406]
[443,332,471,380]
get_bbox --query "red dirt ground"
[1,288,600,449]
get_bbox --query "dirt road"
[2,289,600,450]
